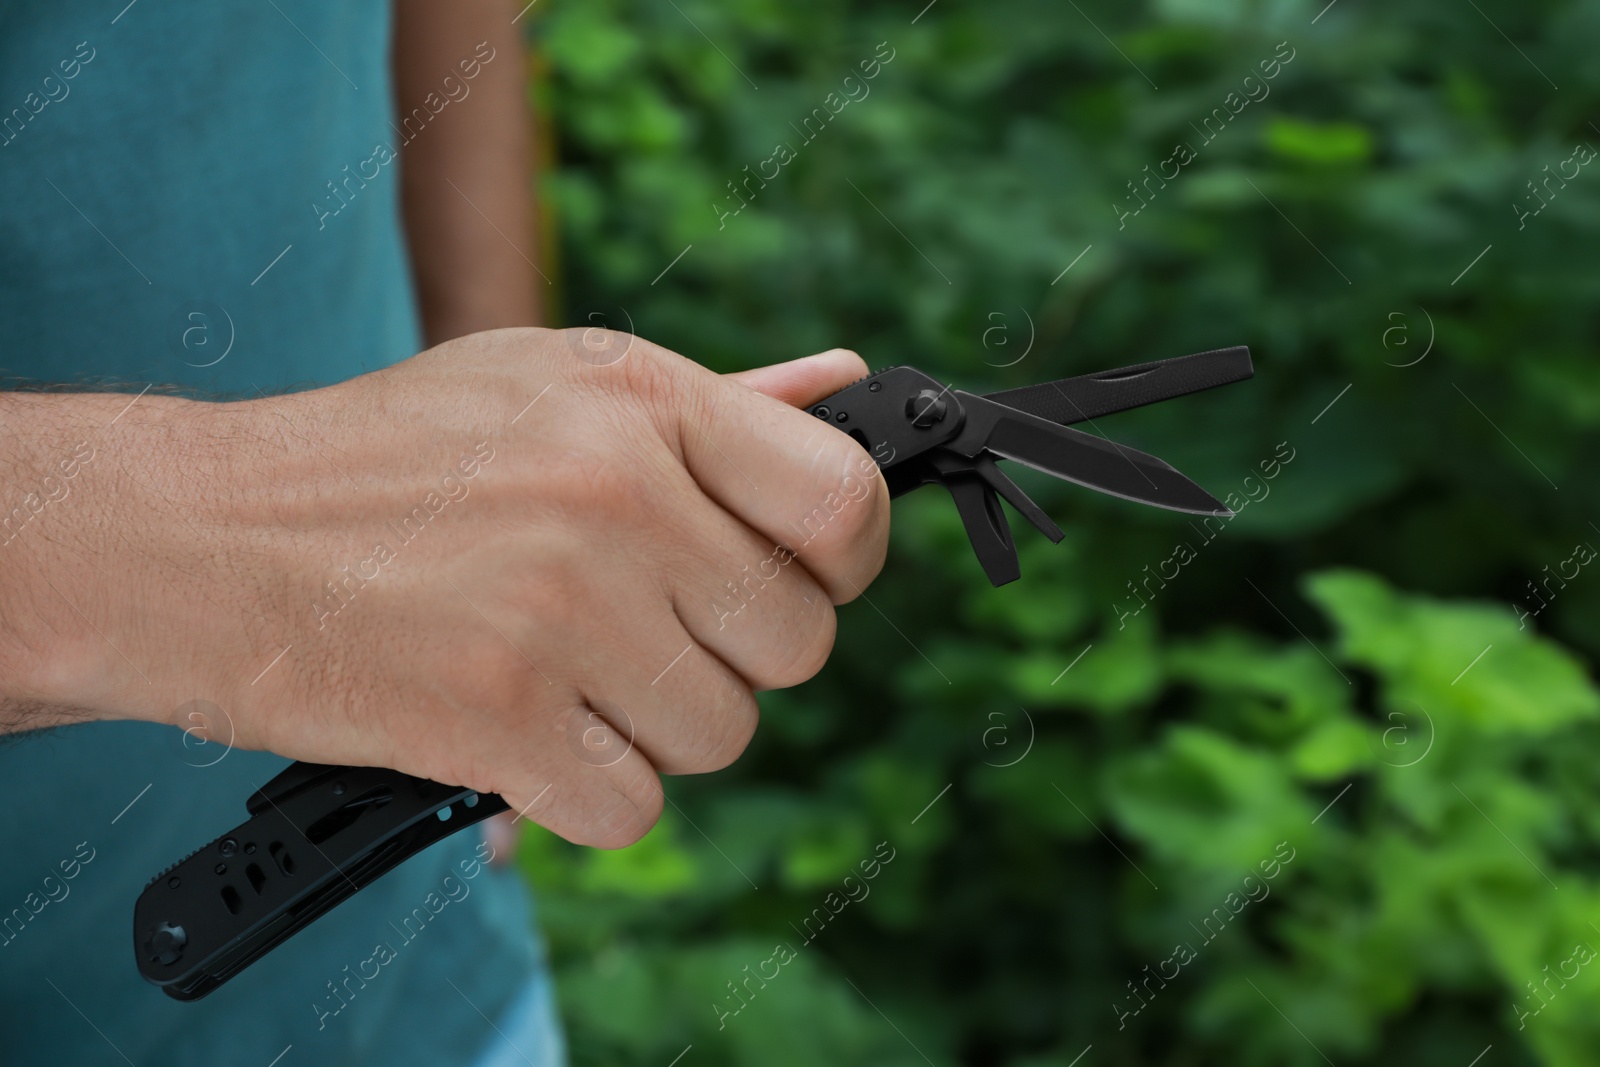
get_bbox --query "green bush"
[519,2,1600,1063]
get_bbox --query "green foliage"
[519,1,1600,1063]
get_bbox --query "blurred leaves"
[520,0,1600,1064]
[1310,569,1600,735]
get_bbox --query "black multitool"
[807,344,1252,585]
[134,344,1252,1000]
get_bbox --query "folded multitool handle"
[134,762,506,1000]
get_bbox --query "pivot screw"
[905,389,947,428]
[145,922,188,966]
[812,405,831,420]
[218,837,238,857]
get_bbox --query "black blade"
[947,393,1232,516]
[982,345,1252,426]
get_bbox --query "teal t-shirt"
[0,2,545,1064]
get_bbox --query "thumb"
[724,348,869,409]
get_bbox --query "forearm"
[0,390,198,733]
[393,0,543,344]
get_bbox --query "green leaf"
[1106,726,1311,872]
[1265,117,1375,166]
[1306,569,1600,735]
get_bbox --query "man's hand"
[0,331,889,847]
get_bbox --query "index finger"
[678,349,891,604]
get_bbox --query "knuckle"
[677,678,760,773]
[790,447,891,599]
[589,767,665,848]
[752,597,837,690]
[556,326,639,375]
[432,597,550,710]
[568,329,687,409]
[826,458,886,545]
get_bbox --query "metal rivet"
[146,922,188,966]
[214,863,227,875]
[167,876,180,889]
[868,381,882,392]
[243,842,256,855]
